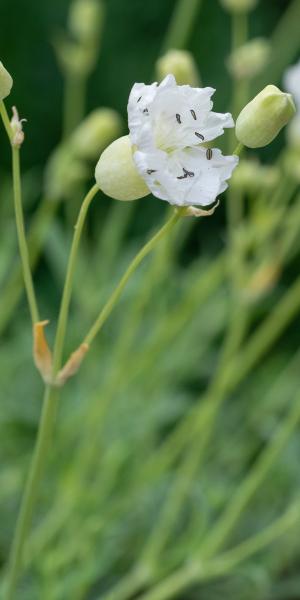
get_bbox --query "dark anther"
[177,167,194,179]
[190,109,197,120]
[143,108,149,114]
[147,169,156,175]
[137,96,142,102]
[183,167,194,177]
[195,132,204,140]
[176,113,181,124]
[206,148,213,160]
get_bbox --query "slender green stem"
[200,390,300,559]
[102,568,151,600]
[0,99,13,140]
[52,183,99,373]
[233,142,244,157]
[11,147,40,324]
[83,208,184,347]
[5,386,59,600]
[0,101,39,324]
[6,184,98,597]
[213,502,300,571]
[161,0,203,52]
[137,502,300,600]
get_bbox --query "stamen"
[143,108,149,114]
[147,169,156,175]
[195,132,204,140]
[176,113,181,124]
[206,148,213,160]
[137,96,142,102]
[183,167,194,177]
[177,167,194,179]
[190,109,197,120]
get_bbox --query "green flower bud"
[68,0,104,43]
[95,135,149,201]
[227,38,270,80]
[70,109,123,161]
[220,0,258,13]
[0,61,13,100]
[236,85,296,148]
[156,50,201,86]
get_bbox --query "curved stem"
[52,183,99,373]
[233,142,244,157]
[5,386,59,600]
[83,208,184,347]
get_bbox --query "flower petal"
[284,60,300,110]
[134,146,238,207]
[127,74,237,209]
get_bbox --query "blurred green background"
[1,0,300,599]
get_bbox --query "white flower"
[284,60,300,149]
[284,60,300,110]
[127,74,238,210]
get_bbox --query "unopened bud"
[156,50,201,86]
[0,60,13,100]
[70,109,123,161]
[68,0,104,43]
[227,38,270,80]
[236,85,296,148]
[95,135,149,201]
[220,0,258,13]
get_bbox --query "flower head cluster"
[127,74,238,212]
